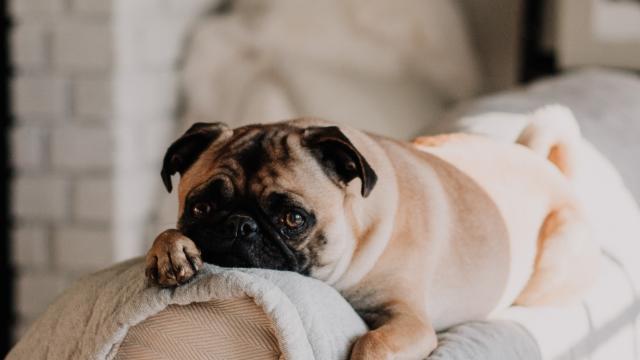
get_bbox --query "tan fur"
[412,133,467,148]
[146,116,599,359]
[516,105,581,178]
[515,207,600,306]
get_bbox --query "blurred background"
[1,0,639,356]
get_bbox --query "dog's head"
[161,120,377,278]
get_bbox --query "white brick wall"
[53,226,113,271]
[71,0,113,16]
[9,0,117,343]
[73,76,112,119]
[10,24,48,70]
[10,0,66,18]
[51,125,113,170]
[12,226,49,268]
[73,177,112,222]
[10,0,213,345]
[13,176,69,221]
[12,75,68,119]
[53,20,112,72]
[112,0,212,261]
[10,125,46,171]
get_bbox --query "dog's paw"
[145,229,203,287]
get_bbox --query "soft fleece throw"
[7,257,539,360]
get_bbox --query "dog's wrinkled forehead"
[177,124,302,201]
[217,125,295,180]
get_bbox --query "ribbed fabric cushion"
[115,297,281,360]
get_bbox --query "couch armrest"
[115,297,280,360]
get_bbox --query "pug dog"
[145,112,599,359]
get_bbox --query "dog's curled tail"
[517,105,582,178]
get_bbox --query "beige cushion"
[115,297,281,360]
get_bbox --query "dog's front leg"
[145,229,203,287]
[351,301,437,360]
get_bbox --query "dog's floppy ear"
[161,122,230,193]
[302,126,377,197]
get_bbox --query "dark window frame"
[520,0,558,83]
[1,0,15,356]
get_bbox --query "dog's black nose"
[222,214,258,238]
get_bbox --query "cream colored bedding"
[115,298,280,360]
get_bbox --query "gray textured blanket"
[8,258,539,360]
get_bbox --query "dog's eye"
[283,211,305,228]
[191,202,211,218]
